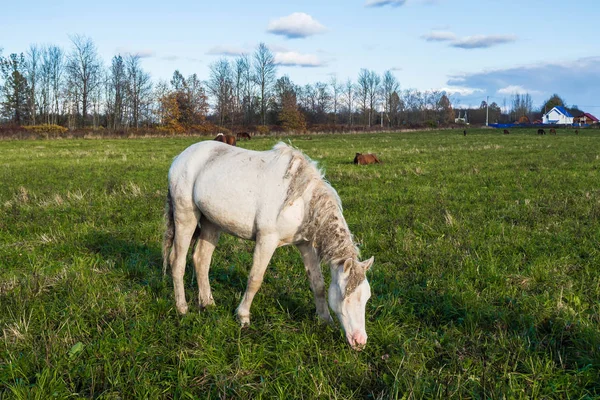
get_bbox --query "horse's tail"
[162,188,175,275]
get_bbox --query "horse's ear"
[362,256,374,271]
[343,258,353,273]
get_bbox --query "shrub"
[256,125,270,135]
[23,124,68,135]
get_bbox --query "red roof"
[578,113,599,122]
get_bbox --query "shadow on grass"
[82,231,316,322]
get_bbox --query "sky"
[1,0,600,112]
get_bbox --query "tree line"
[0,35,577,133]
[0,35,459,133]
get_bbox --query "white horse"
[163,141,374,349]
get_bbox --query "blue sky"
[2,0,599,111]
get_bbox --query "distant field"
[1,129,599,398]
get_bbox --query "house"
[455,110,468,124]
[542,106,573,125]
[573,112,599,125]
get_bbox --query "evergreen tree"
[0,53,30,124]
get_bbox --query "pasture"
[1,128,599,398]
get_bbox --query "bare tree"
[511,93,533,121]
[253,43,276,126]
[314,82,330,123]
[329,76,341,125]
[343,78,354,126]
[46,45,64,125]
[208,58,234,126]
[25,45,41,125]
[366,70,380,127]
[237,54,256,125]
[126,54,152,129]
[356,69,369,126]
[381,70,399,127]
[388,90,403,126]
[232,56,248,123]
[186,73,208,125]
[66,35,102,127]
[107,55,127,129]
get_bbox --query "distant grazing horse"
[503,129,510,134]
[354,153,381,165]
[214,133,236,146]
[163,142,374,349]
[463,130,467,136]
[537,129,546,135]
[236,132,252,140]
[549,128,557,135]
[575,129,579,135]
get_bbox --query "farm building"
[542,106,573,125]
[573,112,599,125]
[455,110,468,124]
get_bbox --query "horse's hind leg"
[297,242,333,324]
[192,217,220,309]
[170,206,200,314]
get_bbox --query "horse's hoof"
[237,314,250,327]
[317,313,334,325]
[176,304,189,314]
[199,299,215,310]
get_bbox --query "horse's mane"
[273,143,359,266]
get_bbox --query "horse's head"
[329,256,374,350]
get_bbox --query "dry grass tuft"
[17,186,29,203]
[444,210,456,226]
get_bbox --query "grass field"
[1,128,599,399]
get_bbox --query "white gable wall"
[542,108,574,125]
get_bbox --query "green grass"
[1,128,599,398]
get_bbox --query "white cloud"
[365,0,406,7]
[160,55,201,63]
[422,30,517,49]
[421,30,456,42]
[365,0,439,7]
[497,85,541,95]
[447,56,600,107]
[206,45,248,57]
[274,51,324,67]
[450,34,517,49]
[439,86,483,96]
[115,47,155,58]
[267,12,327,39]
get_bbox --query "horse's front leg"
[192,218,220,309]
[297,242,333,324]
[236,233,279,326]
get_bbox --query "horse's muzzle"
[347,331,368,350]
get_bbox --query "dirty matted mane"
[273,143,364,294]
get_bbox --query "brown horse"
[549,128,557,135]
[503,129,510,134]
[214,133,237,146]
[236,132,252,140]
[354,153,381,165]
